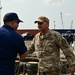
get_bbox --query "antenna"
[70,20,73,29]
[60,12,64,29]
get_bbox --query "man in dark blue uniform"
[0,12,27,75]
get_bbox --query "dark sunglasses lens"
[17,22,19,24]
[15,21,19,24]
[38,22,43,25]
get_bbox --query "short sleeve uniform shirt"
[0,25,27,75]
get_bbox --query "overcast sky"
[1,0,75,29]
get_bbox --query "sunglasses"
[37,22,43,25]
[15,20,19,24]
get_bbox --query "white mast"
[60,12,64,29]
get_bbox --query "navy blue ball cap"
[3,12,23,23]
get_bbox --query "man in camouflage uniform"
[27,16,75,75]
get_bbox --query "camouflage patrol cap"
[34,16,49,23]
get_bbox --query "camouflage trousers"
[39,71,60,75]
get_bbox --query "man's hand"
[69,67,75,75]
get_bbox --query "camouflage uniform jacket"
[28,30,75,72]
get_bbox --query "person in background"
[0,12,27,75]
[27,16,75,75]
[66,31,74,45]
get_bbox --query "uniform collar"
[2,24,14,30]
[39,29,51,39]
